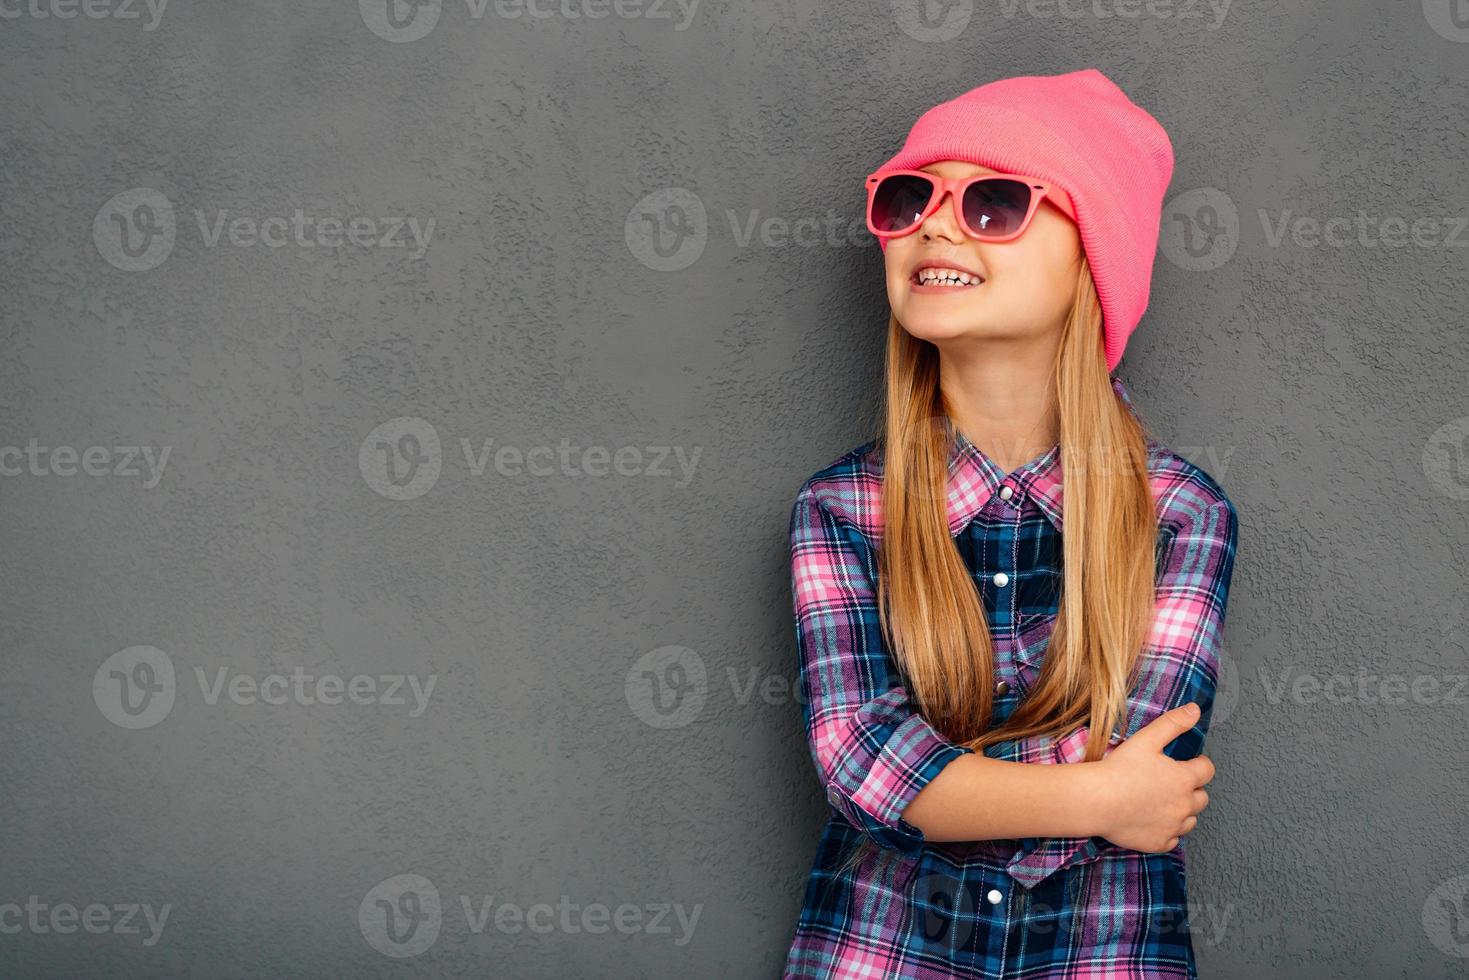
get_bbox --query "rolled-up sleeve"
[1003,494,1240,889]
[790,484,973,853]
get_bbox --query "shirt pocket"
[1010,611,1056,694]
[1012,532,1062,627]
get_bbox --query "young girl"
[783,69,1238,979]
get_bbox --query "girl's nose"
[918,189,966,241]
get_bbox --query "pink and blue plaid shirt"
[783,376,1239,980]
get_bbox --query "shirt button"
[999,486,1013,501]
[995,680,1010,696]
[987,888,1003,905]
[992,572,1009,587]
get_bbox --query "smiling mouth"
[912,267,985,288]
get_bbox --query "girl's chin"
[894,312,997,341]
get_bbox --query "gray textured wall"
[2,0,1468,977]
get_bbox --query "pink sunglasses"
[864,169,1077,242]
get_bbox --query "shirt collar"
[945,375,1142,537]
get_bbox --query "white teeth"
[915,267,982,286]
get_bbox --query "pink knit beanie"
[875,68,1175,372]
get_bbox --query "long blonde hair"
[839,257,1158,875]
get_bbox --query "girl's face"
[883,159,1083,350]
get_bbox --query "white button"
[986,888,1003,905]
[992,572,1009,587]
[999,486,1013,500]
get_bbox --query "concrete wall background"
[3,0,1468,976]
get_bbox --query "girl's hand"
[1093,702,1214,853]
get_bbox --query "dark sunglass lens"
[871,175,934,233]
[962,178,1033,237]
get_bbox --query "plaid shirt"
[783,376,1239,979]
